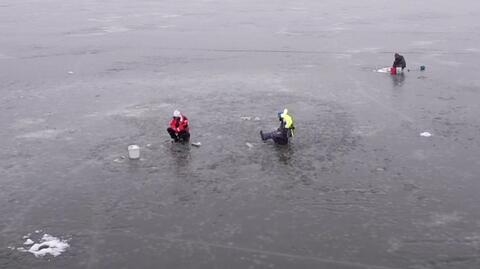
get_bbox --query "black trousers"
[262,130,288,145]
[167,128,190,142]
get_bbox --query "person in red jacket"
[167,110,190,142]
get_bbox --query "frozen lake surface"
[1,0,480,268]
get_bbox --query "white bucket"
[128,145,140,159]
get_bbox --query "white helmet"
[173,110,181,117]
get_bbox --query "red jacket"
[170,115,189,133]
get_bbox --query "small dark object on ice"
[38,244,50,250]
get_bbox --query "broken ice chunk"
[191,142,202,147]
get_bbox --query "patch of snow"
[113,156,126,163]
[465,48,480,52]
[429,212,462,227]
[436,60,462,66]
[347,47,380,54]
[13,118,46,129]
[192,142,202,147]
[110,103,170,118]
[411,40,435,46]
[334,53,352,59]
[465,235,480,248]
[26,234,69,258]
[289,7,307,11]
[162,14,180,18]
[420,132,432,137]
[17,129,63,139]
[329,26,349,32]
[376,67,391,73]
[24,239,34,245]
[275,28,303,36]
[102,26,130,33]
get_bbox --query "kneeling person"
[393,53,406,70]
[260,109,295,145]
[167,110,190,143]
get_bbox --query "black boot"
[260,131,265,141]
[168,128,179,142]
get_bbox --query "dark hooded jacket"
[393,54,406,69]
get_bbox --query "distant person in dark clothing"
[393,53,406,70]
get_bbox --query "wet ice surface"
[1,0,480,268]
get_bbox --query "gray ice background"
[1,0,480,268]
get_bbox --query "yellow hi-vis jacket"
[282,113,295,137]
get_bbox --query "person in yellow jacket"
[260,109,295,145]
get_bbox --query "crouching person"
[167,110,190,143]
